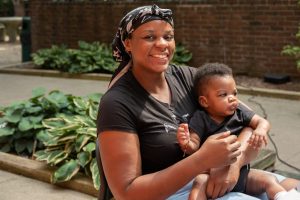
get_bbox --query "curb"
[1,63,300,100]
[0,152,98,197]
[0,62,112,81]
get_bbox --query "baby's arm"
[248,114,270,149]
[176,123,201,156]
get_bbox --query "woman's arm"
[99,130,241,200]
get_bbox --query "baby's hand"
[176,123,190,149]
[248,129,268,149]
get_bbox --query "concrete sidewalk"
[0,170,96,200]
[0,42,300,199]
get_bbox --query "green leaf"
[14,139,27,154]
[42,118,66,129]
[75,134,91,152]
[57,134,76,143]
[75,115,95,127]
[73,97,88,110]
[32,87,46,99]
[83,142,95,153]
[76,128,97,138]
[54,123,81,132]
[86,93,102,103]
[26,106,43,114]
[4,108,24,123]
[34,150,50,161]
[90,158,100,190]
[47,150,64,164]
[77,151,91,167]
[18,117,34,131]
[29,115,44,124]
[36,130,53,143]
[0,143,11,152]
[46,91,69,109]
[52,159,80,183]
[0,126,15,137]
[26,140,34,154]
[88,104,98,121]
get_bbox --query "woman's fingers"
[202,131,241,168]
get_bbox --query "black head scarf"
[110,4,174,83]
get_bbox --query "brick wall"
[29,0,300,78]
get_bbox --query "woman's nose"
[156,37,168,47]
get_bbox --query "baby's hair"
[194,62,233,97]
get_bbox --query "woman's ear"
[124,38,131,53]
[199,96,208,108]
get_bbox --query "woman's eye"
[144,35,155,41]
[164,34,174,41]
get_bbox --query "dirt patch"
[235,75,300,92]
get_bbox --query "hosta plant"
[0,87,53,155]
[0,88,102,190]
[34,92,102,190]
[32,41,118,74]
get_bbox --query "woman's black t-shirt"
[97,65,199,174]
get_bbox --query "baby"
[177,63,300,200]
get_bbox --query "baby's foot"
[274,189,300,200]
[297,182,300,191]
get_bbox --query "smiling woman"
[96,4,300,200]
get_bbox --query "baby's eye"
[218,93,227,97]
[233,91,238,96]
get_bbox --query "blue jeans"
[167,172,286,200]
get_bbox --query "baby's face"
[202,75,238,120]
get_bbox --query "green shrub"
[281,0,300,70]
[171,43,193,66]
[0,88,51,155]
[0,88,102,190]
[282,26,300,70]
[34,92,101,190]
[32,41,118,74]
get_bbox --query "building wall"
[28,0,300,78]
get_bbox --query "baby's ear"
[199,96,208,108]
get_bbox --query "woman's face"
[124,20,175,74]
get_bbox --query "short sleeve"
[238,103,255,125]
[188,110,207,139]
[97,91,137,134]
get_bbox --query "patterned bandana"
[110,4,174,81]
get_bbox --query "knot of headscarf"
[110,5,174,84]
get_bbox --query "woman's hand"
[206,165,240,199]
[199,131,241,169]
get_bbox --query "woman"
[97,5,299,200]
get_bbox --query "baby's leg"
[246,169,285,200]
[188,174,209,200]
[279,177,300,191]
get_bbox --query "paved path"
[0,170,96,200]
